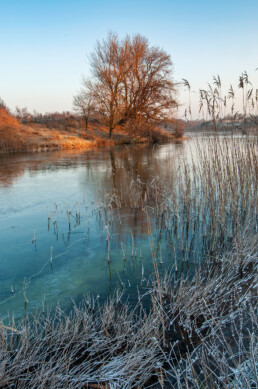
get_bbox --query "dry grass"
[0,108,25,153]
[0,108,115,153]
[105,135,257,258]
[0,107,185,154]
[0,234,256,388]
[0,121,96,154]
[93,137,114,148]
[0,108,20,128]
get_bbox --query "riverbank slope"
[0,108,184,153]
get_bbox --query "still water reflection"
[0,144,190,318]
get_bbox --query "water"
[0,144,186,318]
[0,136,255,319]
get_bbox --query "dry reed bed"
[160,136,258,257]
[100,136,257,266]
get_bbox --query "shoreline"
[0,107,186,154]
[0,126,185,155]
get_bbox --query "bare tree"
[121,35,177,131]
[82,33,177,138]
[85,33,129,137]
[15,106,32,124]
[73,90,94,130]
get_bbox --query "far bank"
[0,108,185,154]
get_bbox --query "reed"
[105,223,111,263]
[66,208,71,232]
[101,134,257,268]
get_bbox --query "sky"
[1,0,257,119]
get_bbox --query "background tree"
[73,90,94,130]
[81,33,177,138]
[14,106,32,124]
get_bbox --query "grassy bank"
[0,108,183,154]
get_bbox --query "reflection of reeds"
[121,242,126,260]
[105,223,110,263]
[50,247,53,267]
[66,208,71,232]
[31,230,36,243]
[131,229,134,258]
[46,206,50,220]
[23,278,28,309]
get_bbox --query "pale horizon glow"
[1,0,257,119]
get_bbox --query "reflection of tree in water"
[0,156,25,187]
[0,151,85,187]
[107,145,180,198]
[0,144,182,240]
[98,145,181,239]
[0,148,115,187]
[0,143,182,188]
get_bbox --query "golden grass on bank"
[0,107,185,154]
[0,107,20,129]
[0,108,25,153]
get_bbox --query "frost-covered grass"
[156,233,257,388]
[0,234,257,388]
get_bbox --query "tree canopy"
[75,33,177,138]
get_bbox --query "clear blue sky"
[1,0,257,118]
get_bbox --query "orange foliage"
[0,108,25,153]
[0,108,20,129]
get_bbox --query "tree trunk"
[84,116,88,131]
[109,110,115,138]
